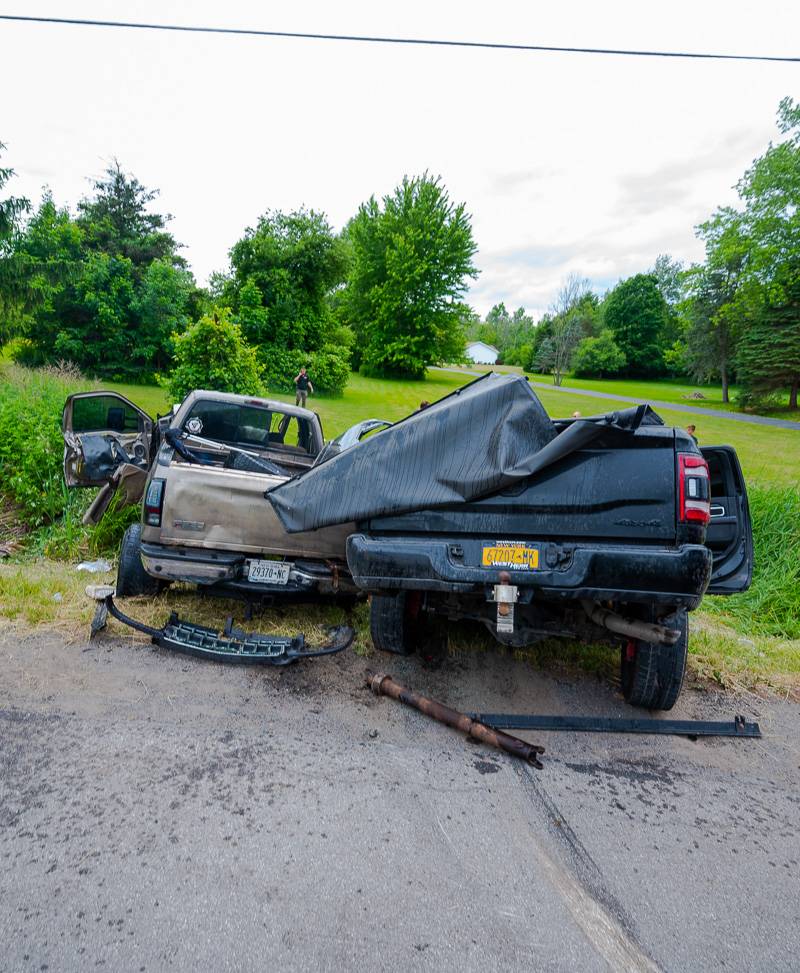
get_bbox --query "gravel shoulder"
[1,623,798,972]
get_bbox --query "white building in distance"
[465,341,499,365]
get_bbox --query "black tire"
[621,607,688,711]
[116,523,160,597]
[370,592,422,655]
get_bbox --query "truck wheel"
[370,592,421,655]
[621,608,688,711]
[116,523,160,597]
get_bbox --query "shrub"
[307,348,351,396]
[258,345,305,395]
[571,330,627,378]
[504,343,532,368]
[260,343,351,397]
[5,336,47,368]
[160,307,264,402]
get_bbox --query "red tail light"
[144,478,166,527]
[678,454,710,525]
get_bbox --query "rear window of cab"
[182,400,313,452]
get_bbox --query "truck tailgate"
[158,463,352,559]
[367,442,678,544]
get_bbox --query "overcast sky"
[1,1,798,318]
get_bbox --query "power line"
[0,13,797,63]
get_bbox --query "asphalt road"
[1,623,798,972]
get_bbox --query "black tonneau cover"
[266,373,663,533]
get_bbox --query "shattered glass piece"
[76,558,113,573]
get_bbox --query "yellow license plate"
[482,543,539,569]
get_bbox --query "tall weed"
[705,483,800,639]
[0,363,94,526]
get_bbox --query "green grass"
[528,372,749,410]
[109,381,173,417]
[447,363,799,419]
[527,373,799,418]
[704,484,800,640]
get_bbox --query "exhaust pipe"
[581,601,681,646]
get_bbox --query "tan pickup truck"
[62,389,388,599]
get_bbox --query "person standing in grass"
[686,423,699,444]
[294,366,314,407]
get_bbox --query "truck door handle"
[710,504,726,518]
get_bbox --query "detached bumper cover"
[97,594,353,665]
[347,534,712,608]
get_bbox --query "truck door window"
[73,395,143,433]
[268,412,308,448]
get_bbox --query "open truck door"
[702,446,753,595]
[62,391,154,525]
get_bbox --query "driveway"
[432,367,800,430]
[1,624,798,972]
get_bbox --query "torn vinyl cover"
[265,372,663,533]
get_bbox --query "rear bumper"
[140,542,352,594]
[346,534,712,609]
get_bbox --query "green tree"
[651,254,684,308]
[222,208,349,351]
[7,195,84,358]
[572,330,627,377]
[77,160,182,272]
[686,98,800,408]
[11,168,195,378]
[480,303,535,362]
[52,252,137,367]
[604,274,668,376]
[736,261,800,408]
[0,141,29,243]
[133,258,195,372]
[534,274,598,384]
[0,141,31,343]
[730,98,800,407]
[682,241,744,402]
[161,308,264,402]
[344,174,477,378]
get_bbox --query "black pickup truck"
[266,374,753,711]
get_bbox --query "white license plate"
[247,559,291,584]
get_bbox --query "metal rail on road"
[470,713,762,738]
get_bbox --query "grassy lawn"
[445,363,799,419]
[110,380,173,418]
